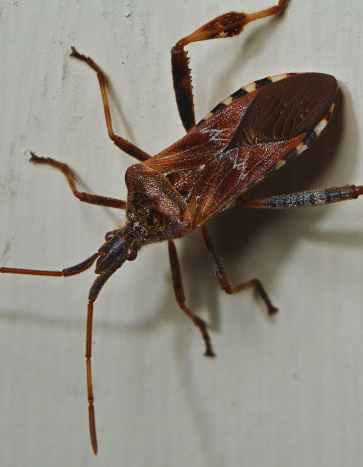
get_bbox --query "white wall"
[0,1,363,466]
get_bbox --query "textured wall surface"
[0,1,363,466]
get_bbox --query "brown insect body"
[104,72,337,276]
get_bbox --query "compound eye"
[126,249,137,261]
[105,231,113,241]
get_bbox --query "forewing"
[188,135,305,228]
[145,73,337,227]
[229,73,337,147]
[146,91,257,173]
[187,73,337,227]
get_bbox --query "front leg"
[30,153,127,209]
[70,47,150,162]
[171,0,289,132]
[168,240,215,357]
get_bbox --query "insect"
[2,0,362,455]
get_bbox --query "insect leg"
[86,269,117,455]
[236,185,363,209]
[70,47,150,162]
[171,0,288,132]
[200,224,278,315]
[168,240,215,357]
[0,252,98,276]
[30,152,127,209]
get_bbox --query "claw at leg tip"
[268,306,279,315]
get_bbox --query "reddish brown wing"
[147,73,337,228]
[187,73,337,227]
[147,90,258,173]
[228,73,337,147]
[146,88,259,205]
[187,135,304,227]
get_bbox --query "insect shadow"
[179,87,354,336]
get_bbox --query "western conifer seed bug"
[1,0,361,455]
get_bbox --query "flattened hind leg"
[171,0,289,132]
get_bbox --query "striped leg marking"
[237,185,363,209]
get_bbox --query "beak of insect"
[95,228,140,275]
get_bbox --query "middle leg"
[168,239,215,357]
[200,224,278,315]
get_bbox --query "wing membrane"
[229,73,337,147]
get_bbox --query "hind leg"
[171,0,289,131]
